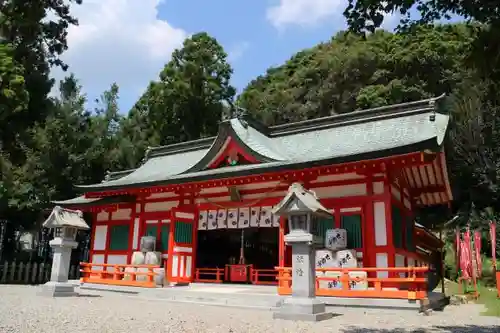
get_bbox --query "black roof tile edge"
[269,94,444,136]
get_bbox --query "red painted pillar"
[384,176,396,276]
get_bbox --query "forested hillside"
[0,0,499,247]
[238,25,474,125]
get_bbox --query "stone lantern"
[39,206,89,297]
[272,183,333,322]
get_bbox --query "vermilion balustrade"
[276,266,429,300]
[80,262,159,288]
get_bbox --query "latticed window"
[391,206,404,249]
[109,225,130,251]
[174,221,193,243]
[341,214,363,249]
[144,224,170,251]
[313,217,335,244]
[405,216,415,251]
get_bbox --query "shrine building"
[55,95,450,297]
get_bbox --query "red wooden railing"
[80,262,159,288]
[194,268,224,283]
[250,268,278,285]
[276,266,429,300]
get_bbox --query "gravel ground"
[1,285,499,333]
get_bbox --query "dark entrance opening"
[196,227,279,283]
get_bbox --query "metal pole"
[239,229,245,265]
[440,228,445,294]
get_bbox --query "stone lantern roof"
[42,206,90,230]
[272,182,332,218]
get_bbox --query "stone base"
[273,297,334,322]
[39,281,78,297]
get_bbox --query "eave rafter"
[83,151,430,199]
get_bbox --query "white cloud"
[266,0,345,30]
[227,41,250,63]
[51,0,188,111]
[266,0,399,31]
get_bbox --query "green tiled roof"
[52,195,135,207]
[76,95,449,192]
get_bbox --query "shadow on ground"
[76,294,102,298]
[341,326,499,333]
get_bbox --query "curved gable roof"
[76,95,450,192]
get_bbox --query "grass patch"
[444,279,500,316]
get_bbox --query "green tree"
[342,0,500,84]
[160,32,236,141]
[0,43,27,222]
[238,25,473,125]
[0,43,28,127]
[119,32,236,168]
[0,0,82,158]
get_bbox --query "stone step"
[137,296,280,311]
[151,290,284,309]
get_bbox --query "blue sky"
[54,0,402,113]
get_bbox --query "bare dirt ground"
[0,285,499,333]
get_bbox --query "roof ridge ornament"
[141,146,153,165]
[233,105,249,128]
[103,170,111,182]
[429,97,437,122]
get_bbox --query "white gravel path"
[1,285,499,333]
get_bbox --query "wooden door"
[166,208,197,284]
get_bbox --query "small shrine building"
[55,95,451,294]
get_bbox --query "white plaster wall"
[239,181,281,191]
[373,181,384,195]
[407,257,415,267]
[313,173,364,182]
[340,207,361,213]
[391,185,401,202]
[148,192,178,199]
[91,254,104,270]
[395,254,406,278]
[175,211,195,219]
[374,202,387,246]
[196,195,231,204]
[112,208,132,220]
[376,253,389,278]
[315,183,367,198]
[106,254,128,271]
[145,201,178,212]
[93,225,108,250]
[185,256,192,278]
[403,198,411,210]
[172,255,179,277]
[96,211,108,221]
[132,218,140,250]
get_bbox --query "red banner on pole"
[474,230,482,278]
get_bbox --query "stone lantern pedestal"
[39,206,89,297]
[272,183,334,322]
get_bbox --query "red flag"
[474,230,482,278]
[463,229,474,279]
[460,238,471,279]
